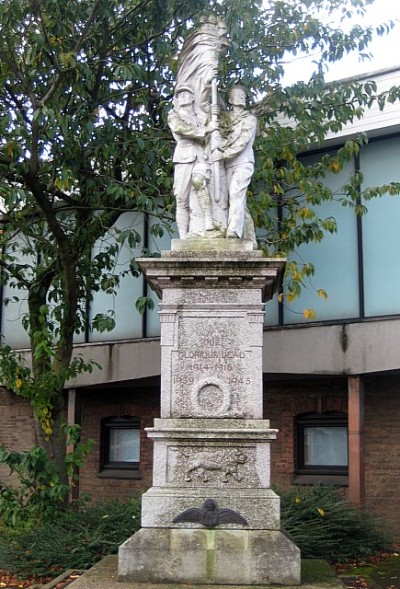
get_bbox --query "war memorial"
[118,15,301,585]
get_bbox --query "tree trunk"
[34,409,69,490]
[27,262,79,497]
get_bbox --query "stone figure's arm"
[168,111,205,140]
[222,115,257,160]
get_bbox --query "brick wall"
[0,387,36,484]
[364,374,400,532]
[264,374,400,532]
[78,386,160,502]
[263,377,348,487]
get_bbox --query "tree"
[0,0,399,496]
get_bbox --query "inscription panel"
[170,316,260,418]
[167,445,260,488]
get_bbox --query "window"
[100,416,140,478]
[296,412,348,475]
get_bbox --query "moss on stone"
[301,559,337,584]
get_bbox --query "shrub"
[0,428,94,526]
[278,484,391,562]
[0,499,141,578]
[0,446,69,526]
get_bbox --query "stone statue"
[169,17,256,244]
[176,15,229,124]
[169,16,229,239]
[168,85,214,238]
[213,85,257,244]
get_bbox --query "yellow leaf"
[282,146,293,161]
[329,160,341,173]
[298,207,313,219]
[303,308,316,320]
[317,507,325,517]
[286,293,296,303]
[15,378,22,389]
[5,141,15,157]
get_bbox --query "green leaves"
[279,484,391,562]
[0,432,93,525]
[91,312,116,333]
[135,296,155,315]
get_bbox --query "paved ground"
[68,555,343,589]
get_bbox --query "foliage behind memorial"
[0,0,399,489]
[279,485,391,562]
[0,487,390,578]
[0,426,93,525]
[0,499,141,578]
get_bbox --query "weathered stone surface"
[136,252,286,302]
[125,250,300,586]
[68,554,345,589]
[171,237,255,251]
[171,310,262,417]
[160,306,263,419]
[118,528,301,585]
[147,418,276,490]
[140,487,280,530]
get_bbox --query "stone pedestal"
[118,242,300,585]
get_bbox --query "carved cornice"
[136,252,286,303]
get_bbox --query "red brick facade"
[364,375,400,530]
[77,386,160,501]
[264,377,348,487]
[0,388,37,484]
[263,374,400,533]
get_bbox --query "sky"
[282,0,400,85]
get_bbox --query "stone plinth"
[118,243,300,585]
[119,528,300,585]
[141,418,280,530]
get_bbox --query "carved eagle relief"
[173,498,248,529]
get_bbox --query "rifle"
[211,78,220,203]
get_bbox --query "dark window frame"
[296,411,348,476]
[100,416,140,473]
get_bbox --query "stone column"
[118,240,300,585]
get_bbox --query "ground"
[0,570,83,589]
[334,553,400,589]
[2,554,400,589]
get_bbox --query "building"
[1,66,400,530]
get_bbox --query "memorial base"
[121,245,300,585]
[118,528,301,585]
